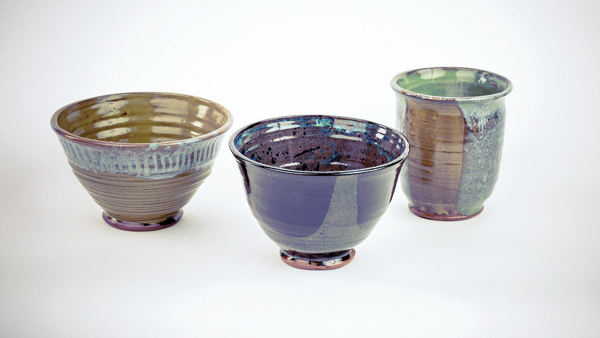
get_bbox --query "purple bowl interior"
[232,115,407,172]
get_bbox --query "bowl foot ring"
[102,210,183,232]
[409,205,483,221]
[280,248,356,270]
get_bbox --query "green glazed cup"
[51,92,233,231]
[391,67,512,220]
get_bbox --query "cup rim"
[390,67,513,102]
[50,92,234,148]
[229,114,410,176]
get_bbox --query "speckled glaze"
[51,92,233,231]
[229,115,409,270]
[391,67,512,220]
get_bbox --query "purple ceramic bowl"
[229,115,409,270]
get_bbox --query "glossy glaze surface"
[391,67,512,220]
[51,92,233,231]
[230,115,409,269]
[280,249,356,270]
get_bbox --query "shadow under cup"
[51,92,233,231]
[230,115,409,270]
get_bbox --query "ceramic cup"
[51,92,233,231]
[391,67,512,220]
[229,115,409,270]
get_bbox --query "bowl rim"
[390,67,513,102]
[229,114,410,176]
[50,92,234,148]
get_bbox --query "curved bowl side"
[237,159,402,253]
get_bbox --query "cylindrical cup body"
[391,68,512,219]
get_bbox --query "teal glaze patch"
[457,98,504,140]
[455,99,506,215]
[59,136,224,179]
[264,175,364,252]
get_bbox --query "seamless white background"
[1,0,599,337]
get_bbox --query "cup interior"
[394,67,511,98]
[232,116,408,172]
[54,93,231,143]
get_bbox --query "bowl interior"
[395,68,511,98]
[233,116,407,172]
[55,93,230,143]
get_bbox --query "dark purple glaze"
[229,115,409,268]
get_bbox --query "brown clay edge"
[102,210,183,231]
[280,249,356,270]
[409,204,484,221]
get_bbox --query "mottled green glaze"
[394,68,511,99]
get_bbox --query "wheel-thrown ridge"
[70,162,212,224]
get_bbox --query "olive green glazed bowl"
[51,92,233,231]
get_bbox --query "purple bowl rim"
[390,66,513,102]
[50,92,234,148]
[228,114,410,176]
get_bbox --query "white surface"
[1,0,599,337]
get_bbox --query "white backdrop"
[1,0,599,337]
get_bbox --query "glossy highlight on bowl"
[391,67,512,220]
[51,92,233,231]
[230,115,409,270]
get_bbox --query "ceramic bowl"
[51,92,233,231]
[229,115,409,270]
[391,67,512,220]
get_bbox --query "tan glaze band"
[405,97,465,217]
[70,162,212,225]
